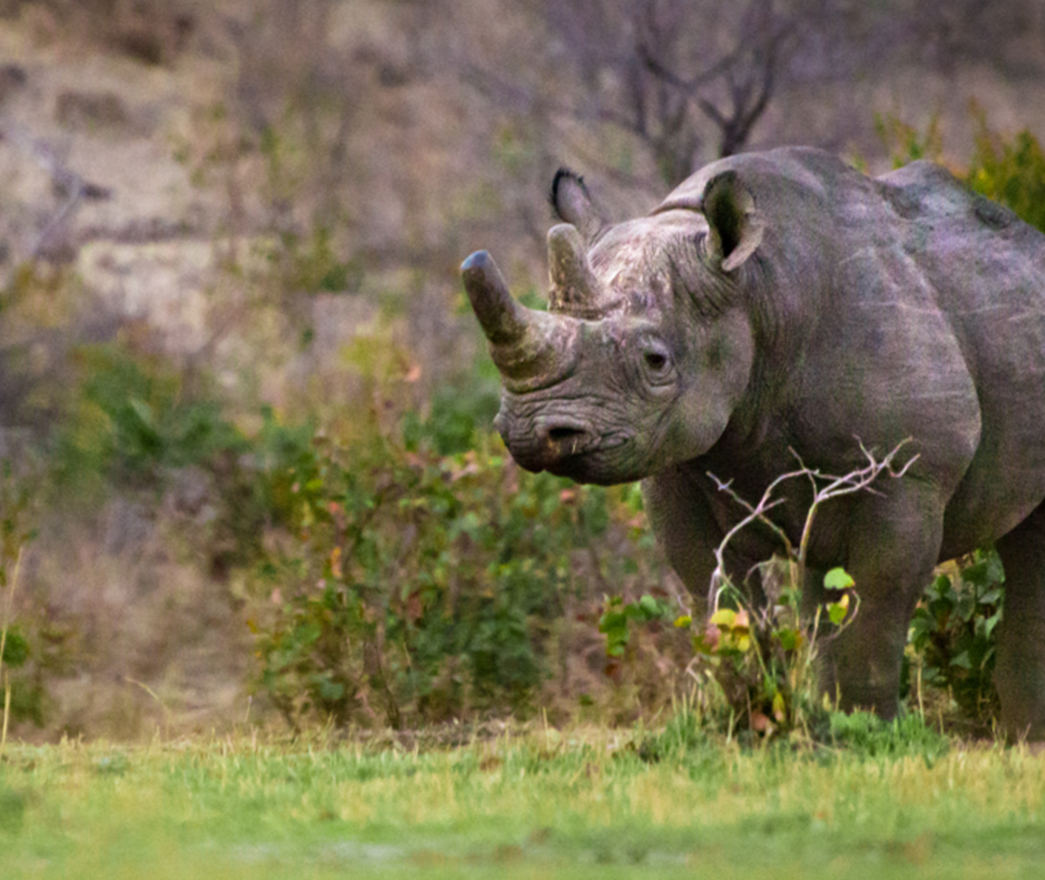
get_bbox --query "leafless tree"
[454,0,1042,191]
[546,0,829,186]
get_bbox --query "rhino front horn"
[461,249,579,391]
[461,250,529,345]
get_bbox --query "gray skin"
[460,147,1045,739]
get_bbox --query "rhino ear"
[550,168,606,244]
[700,171,764,273]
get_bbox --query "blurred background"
[0,0,1042,740]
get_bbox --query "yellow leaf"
[710,608,736,628]
[772,691,787,722]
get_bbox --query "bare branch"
[708,438,918,607]
[707,472,797,559]
[706,466,809,608]
[0,123,112,258]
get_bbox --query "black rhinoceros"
[461,147,1045,738]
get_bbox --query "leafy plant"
[598,594,675,658]
[685,562,854,739]
[0,462,36,752]
[907,549,1003,725]
[875,111,944,168]
[600,442,915,739]
[251,377,655,729]
[403,361,501,456]
[54,343,244,493]
[967,119,1045,233]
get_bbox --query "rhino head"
[462,169,763,486]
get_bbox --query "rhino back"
[697,149,1045,559]
[874,161,1045,553]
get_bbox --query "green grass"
[1,719,1044,878]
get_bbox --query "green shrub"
[874,112,944,168]
[968,122,1045,232]
[251,398,653,729]
[403,362,501,456]
[53,343,244,493]
[0,461,39,733]
[907,550,1003,726]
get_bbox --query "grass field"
[1,716,1044,879]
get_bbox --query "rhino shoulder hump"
[876,160,977,220]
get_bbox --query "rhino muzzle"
[493,408,602,472]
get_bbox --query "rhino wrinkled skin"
[461,147,1045,739]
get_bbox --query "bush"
[907,550,1003,726]
[250,389,656,730]
[0,461,39,732]
[968,121,1045,233]
[53,343,244,494]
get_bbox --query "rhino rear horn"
[547,223,614,317]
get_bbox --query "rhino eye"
[644,352,668,371]
[641,343,673,383]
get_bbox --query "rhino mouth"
[542,434,637,485]
[500,418,634,477]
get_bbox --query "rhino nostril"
[548,426,587,443]
[533,416,595,454]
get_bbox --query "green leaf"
[0,628,29,667]
[128,397,156,430]
[638,594,661,619]
[776,628,803,652]
[827,593,850,626]
[983,614,1002,639]
[824,567,855,590]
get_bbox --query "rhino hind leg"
[994,504,1045,741]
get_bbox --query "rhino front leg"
[817,483,944,718]
[642,467,734,616]
[994,504,1045,741]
